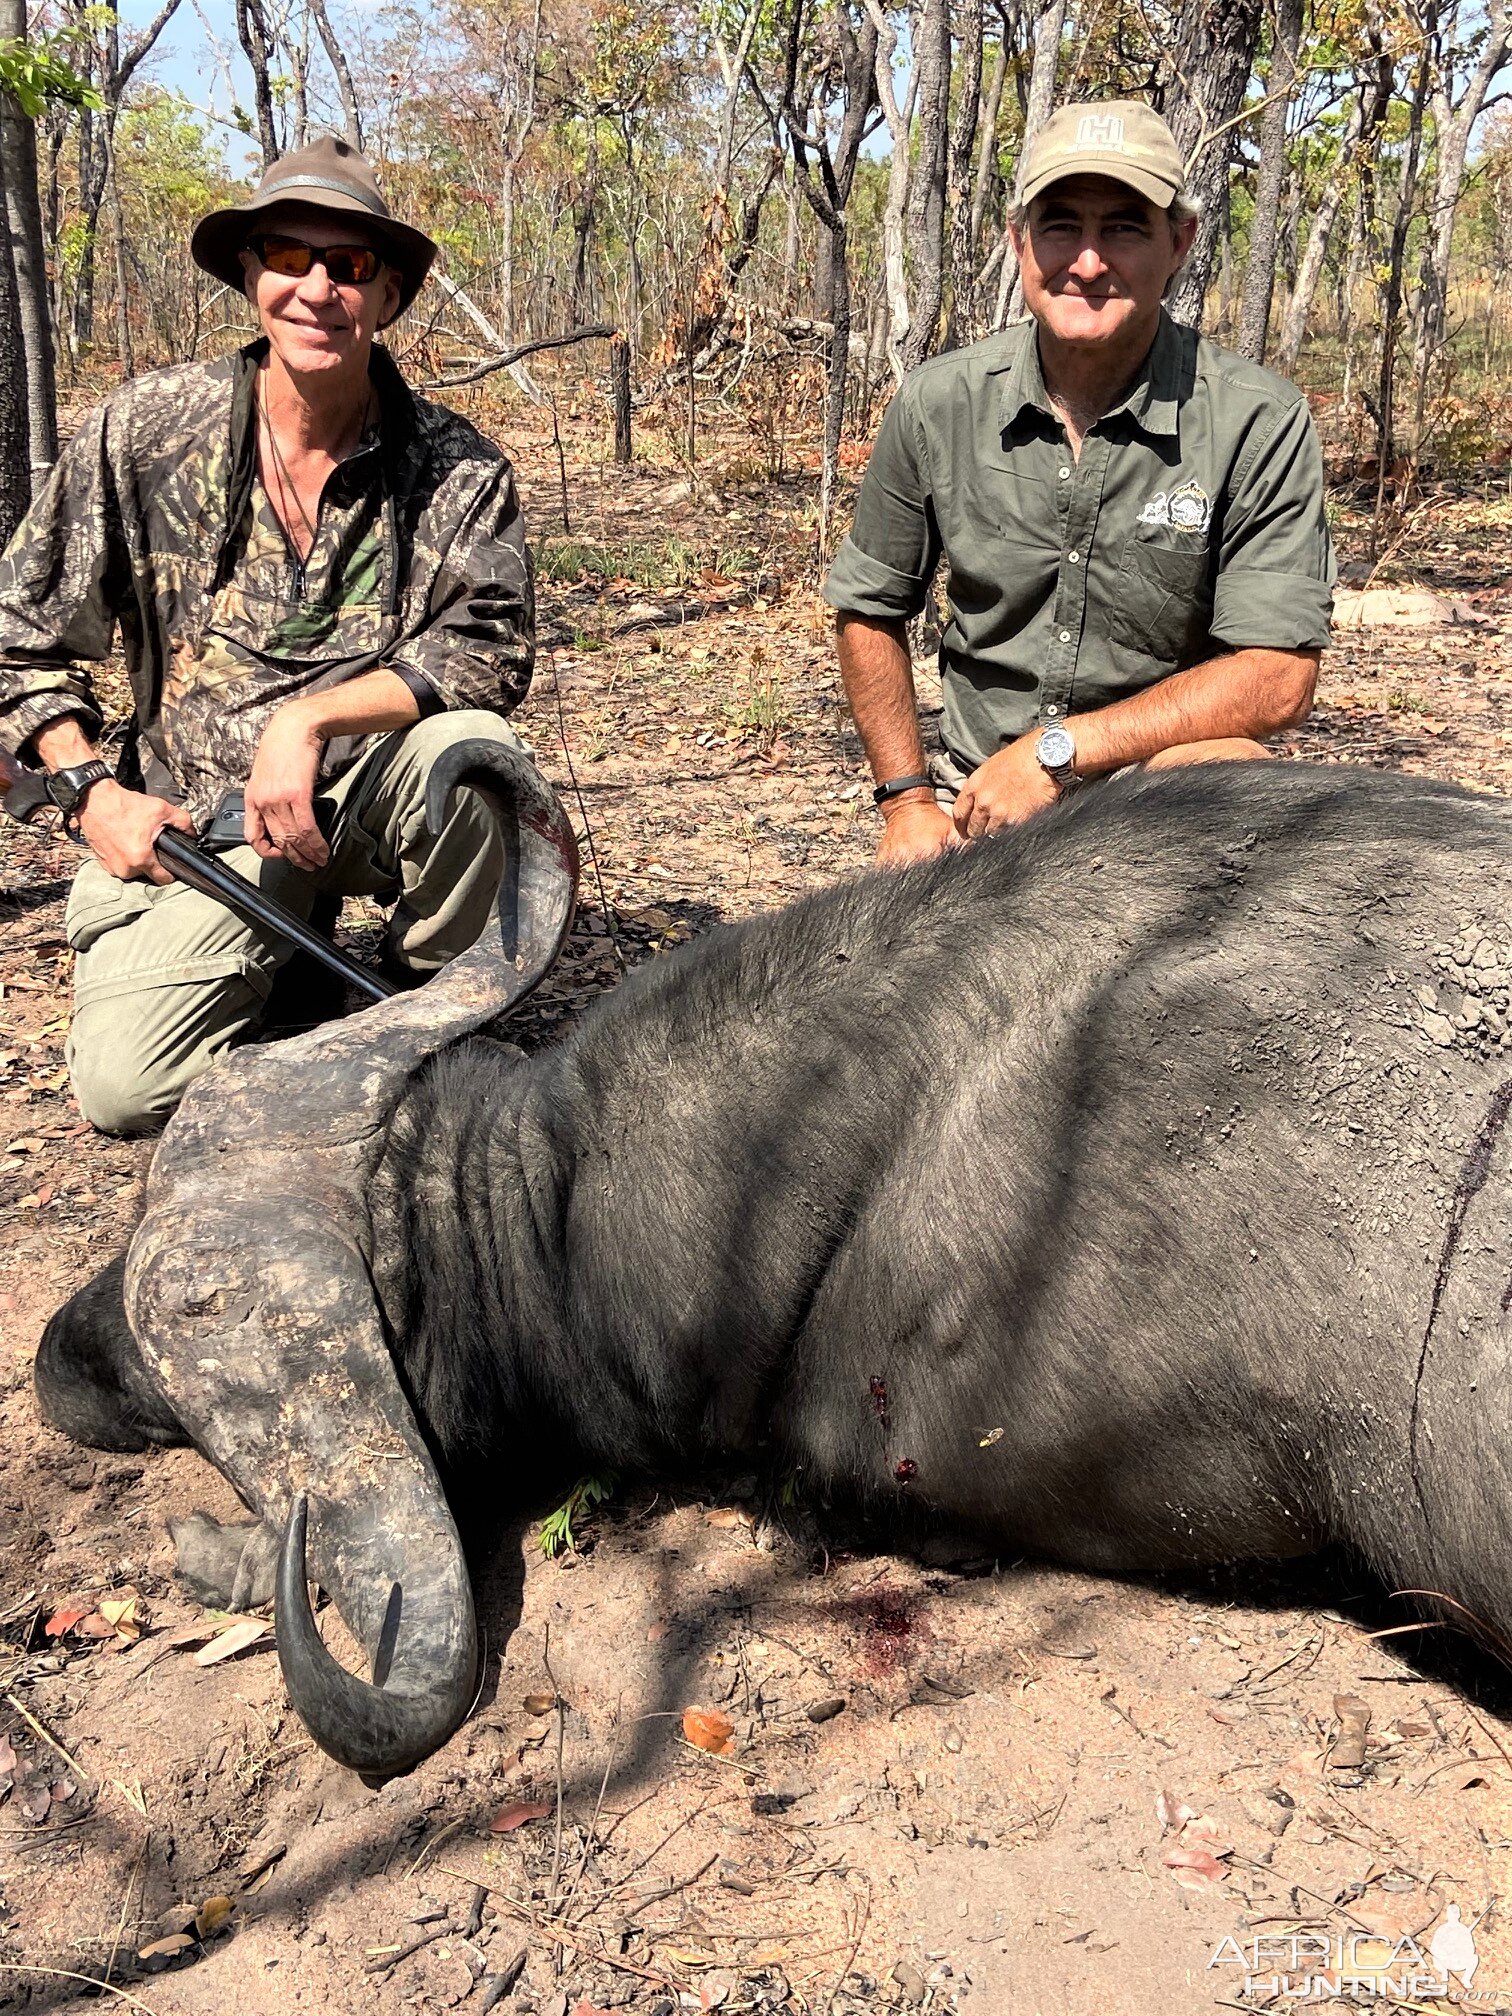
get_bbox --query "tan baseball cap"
[1020,99,1185,209]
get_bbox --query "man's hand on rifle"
[32,716,194,884]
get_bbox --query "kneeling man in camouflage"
[0,139,537,1132]
[827,100,1336,867]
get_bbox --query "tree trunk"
[900,0,951,368]
[611,334,631,463]
[72,103,103,349]
[995,0,1065,328]
[307,0,363,148]
[1235,0,1303,362]
[1160,0,1266,328]
[943,0,984,349]
[571,121,599,323]
[1273,90,1367,377]
[103,115,133,377]
[0,136,32,546]
[865,0,913,376]
[1416,0,1510,376]
[235,0,279,167]
[0,0,56,473]
[1369,24,1434,554]
[969,31,1007,259]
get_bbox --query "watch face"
[47,771,84,812]
[1037,725,1075,771]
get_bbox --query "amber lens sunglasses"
[250,234,387,286]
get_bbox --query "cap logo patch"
[1075,113,1126,151]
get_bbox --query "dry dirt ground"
[3,408,1512,2016]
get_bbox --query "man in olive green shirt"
[825,99,1334,867]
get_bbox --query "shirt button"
[1059,630,1071,644]
[1067,550,1080,563]
[1059,466,1071,479]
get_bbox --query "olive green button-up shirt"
[823,310,1334,770]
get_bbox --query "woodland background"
[0,0,1507,563]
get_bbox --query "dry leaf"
[522,1691,557,1716]
[1331,1693,1372,1770]
[194,1896,234,1938]
[489,1799,552,1833]
[1448,1762,1493,1790]
[682,1706,736,1756]
[978,1427,1004,1447]
[138,1933,195,1962]
[705,1507,752,1529]
[1162,1843,1228,1890]
[44,1603,91,1639]
[1155,1788,1195,1835]
[194,1617,271,1665]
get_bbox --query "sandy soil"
[4,418,1512,2016]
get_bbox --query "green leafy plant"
[0,32,102,117]
[538,1473,616,1557]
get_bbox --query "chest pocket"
[1110,524,1215,666]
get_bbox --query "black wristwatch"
[45,760,113,834]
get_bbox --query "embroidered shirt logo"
[1138,480,1212,535]
[1075,113,1126,150]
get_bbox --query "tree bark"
[1273,89,1367,377]
[0,134,31,545]
[1370,21,1434,552]
[1416,0,1510,376]
[235,0,279,167]
[1160,0,1267,328]
[994,0,1065,328]
[1235,0,1303,362]
[940,0,985,349]
[0,0,56,474]
[900,0,952,368]
[611,333,631,463]
[307,0,363,148]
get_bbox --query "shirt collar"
[998,308,1183,439]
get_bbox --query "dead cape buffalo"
[34,743,1512,1785]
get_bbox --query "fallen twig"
[435,1863,692,1996]
[366,1922,450,1975]
[542,1623,567,1912]
[3,1689,95,1795]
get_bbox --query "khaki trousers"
[65,710,525,1135]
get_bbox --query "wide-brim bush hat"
[1020,99,1186,210]
[191,135,437,319]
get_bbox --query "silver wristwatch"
[1034,723,1077,791]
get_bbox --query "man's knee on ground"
[69,1039,181,1136]
[1144,738,1272,771]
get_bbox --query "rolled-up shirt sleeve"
[1211,395,1334,651]
[389,458,535,715]
[0,407,120,757]
[823,387,940,621]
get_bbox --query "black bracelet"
[872,773,935,805]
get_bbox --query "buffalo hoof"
[169,1511,279,1610]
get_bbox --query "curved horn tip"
[275,1491,476,1785]
[423,737,532,840]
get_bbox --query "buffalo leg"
[34,1256,188,1453]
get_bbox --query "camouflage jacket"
[0,339,534,827]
